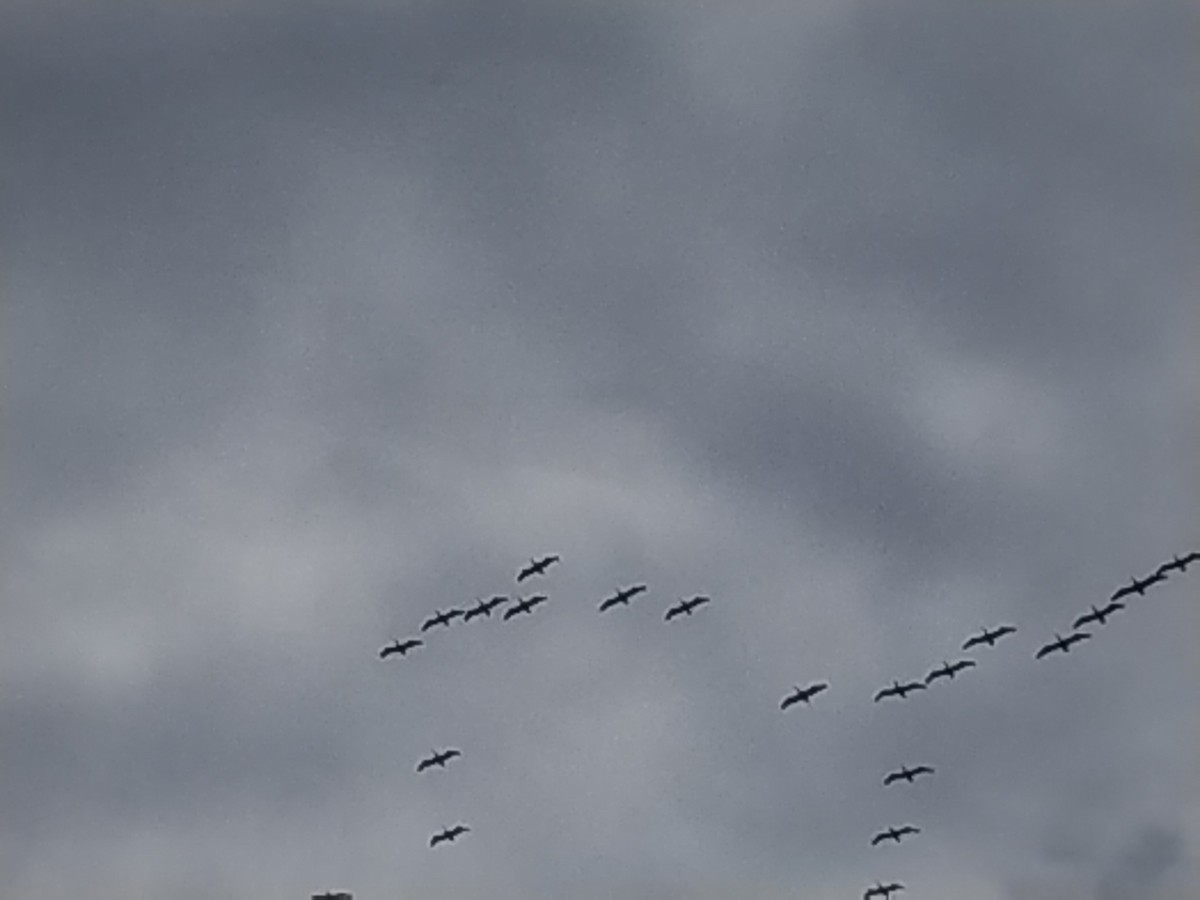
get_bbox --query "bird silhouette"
[1156,551,1200,577]
[664,595,711,621]
[462,596,510,622]
[504,594,549,620]
[962,624,1017,650]
[1035,631,1092,659]
[864,882,905,899]
[883,764,935,786]
[599,584,648,612]
[1072,601,1125,630]
[1111,571,1167,601]
[379,638,423,659]
[924,659,977,684]
[873,680,927,702]
[780,682,829,711]
[416,748,461,772]
[429,823,470,847]
[871,825,920,846]
[421,608,464,632]
[517,555,560,582]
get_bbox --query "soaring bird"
[780,682,829,711]
[924,659,977,684]
[462,596,510,622]
[599,584,648,612]
[873,680,927,702]
[429,823,470,847]
[1156,551,1200,577]
[1111,571,1167,601]
[503,594,549,620]
[517,555,560,582]
[416,748,461,772]
[1072,601,1125,630]
[1035,631,1091,659]
[871,825,920,846]
[664,595,711,621]
[864,883,905,899]
[421,608,464,632]
[883,764,935,786]
[962,624,1017,650]
[379,637,423,659]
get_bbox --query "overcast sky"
[3,1,1198,897]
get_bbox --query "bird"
[599,584,648,612]
[1072,601,1126,630]
[873,680,927,702]
[462,595,510,622]
[924,659,977,684]
[429,823,470,847]
[379,638,423,659]
[871,825,920,846]
[1035,631,1092,659]
[962,624,1017,650]
[864,883,905,899]
[421,608,463,631]
[517,555,560,582]
[504,594,549,620]
[780,682,829,711]
[883,764,935,786]
[1156,551,1200,577]
[416,748,461,772]
[664,595,711,621]
[1111,571,1168,601]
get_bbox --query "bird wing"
[599,597,617,611]
[914,766,934,776]
[871,833,886,845]
[1183,552,1200,565]
[1072,612,1094,629]
[429,833,444,847]
[925,669,946,684]
[1111,584,1134,601]
[1035,643,1057,659]
[873,687,892,702]
[1066,632,1091,646]
[503,607,520,620]
[665,605,682,621]
[781,694,797,710]
[962,634,983,650]
[810,683,828,697]
[883,771,899,785]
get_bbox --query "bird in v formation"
[379,637,423,659]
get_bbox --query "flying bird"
[1072,601,1125,630]
[517,555,560,582]
[599,584,648,612]
[883,764,935,786]
[416,748,461,772]
[379,638,423,659]
[962,624,1017,650]
[924,659,977,684]
[1156,551,1200,576]
[864,883,905,899]
[504,594,549,620]
[462,595,510,622]
[1111,571,1167,601]
[1035,631,1091,659]
[780,682,829,711]
[664,595,711,621]
[873,680,927,702]
[429,823,470,847]
[871,825,920,846]
[421,608,463,632]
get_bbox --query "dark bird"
[517,555,560,582]
[962,624,1017,650]
[1156,551,1200,576]
[1111,571,1168,601]
[462,595,510,622]
[379,637,423,659]
[599,584,648,612]
[924,659,977,684]
[780,682,829,711]
[1035,631,1091,659]
[1072,601,1126,630]
[664,595,711,621]
[883,764,935,786]
[871,825,920,846]
[864,883,905,899]
[421,608,463,632]
[873,680,927,702]
[416,748,461,772]
[429,823,470,847]
[503,594,549,620]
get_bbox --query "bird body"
[871,825,920,846]
[883,764,934,786]
[664,595,711,621]
[599,584,648,612]
[925,659,976,684]
[421,609,464,631]
[781,682,829,710]
[517,555,560,582]
[873,680,927,702]
[1112,571,1168,601]
[1035,631,1092,659]
[504,594,549,620]
[429,823,470,847]
[1156,551,1200,576]
[962,624,1017,650]
[379,637,423,659]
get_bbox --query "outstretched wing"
[925,667,948,685]
[781,693,798,711]
[665,604,683,621]
[962,634,984,650]
[1111,583,1135,601]
[1035,642,1057,659]
[873,687,893,702]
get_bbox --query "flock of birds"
[375,548,1197,895]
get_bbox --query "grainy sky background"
[2,1,1197,897]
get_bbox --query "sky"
[2,1,1197,897]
